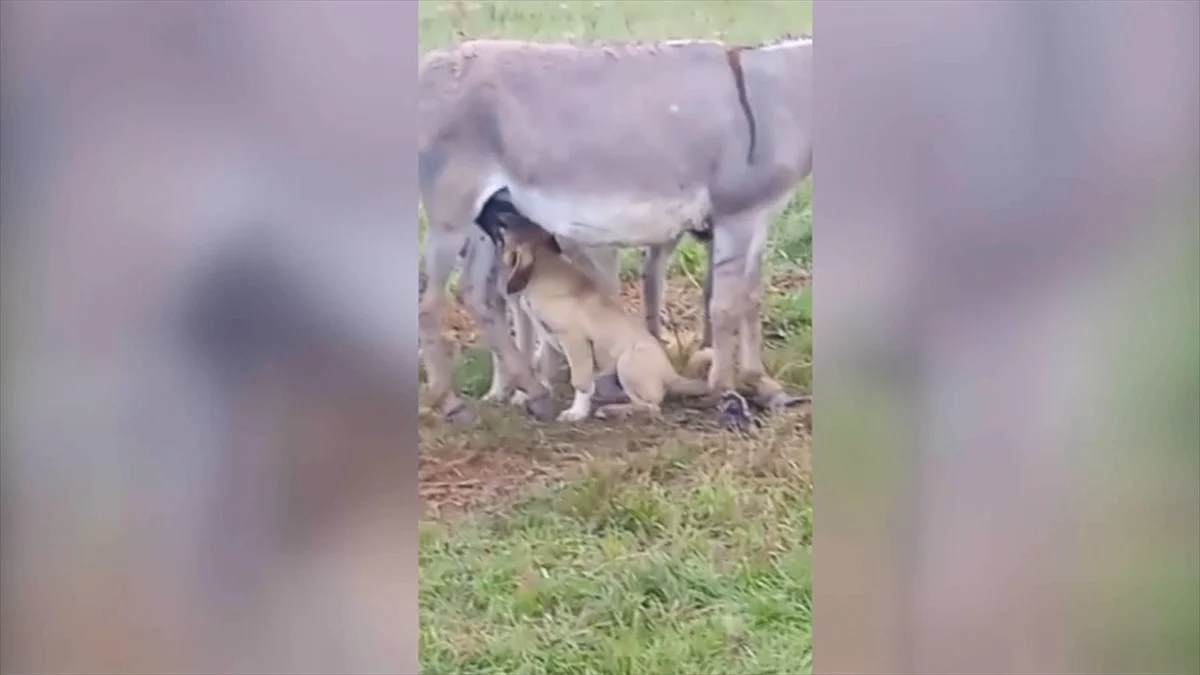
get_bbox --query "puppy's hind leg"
[596,347,666,420]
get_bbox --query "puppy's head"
[496,210,561,295]
[474,192,518,247]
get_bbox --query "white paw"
[557,407,591,422]
[481,388,509,403]
[510,390,529,406]
[557,389,593,422]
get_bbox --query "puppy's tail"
[664,372,711,398]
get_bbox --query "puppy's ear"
[495,209,524,230]
[504,246,535,295]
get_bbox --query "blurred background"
[1,1,419,672]
[815,1,1199,673]
[1,0,1196,674]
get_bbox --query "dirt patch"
[419,395,810,521]
[426,405,676,515]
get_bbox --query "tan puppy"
[495,212,710,422]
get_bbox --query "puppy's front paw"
[481,389,510,403]
[557,407,591,422]
[510,390,529,406]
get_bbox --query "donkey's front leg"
[509,312,557,408]
[459,233,555,421]
[481,336,515,404]
[482,303,527,403]
[419,226,474,425]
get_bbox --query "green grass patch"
[420,442,812,675]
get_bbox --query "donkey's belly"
[525,189,709,246]
[483,174,712,247]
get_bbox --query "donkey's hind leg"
[737,246,810,411]
[642,237,682,341]
[704,213,762,429]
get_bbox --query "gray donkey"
[419,36,812,427]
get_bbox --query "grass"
[419,2,813,673]
[419,434,813,675]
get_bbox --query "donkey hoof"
[444,403,476,427]
[716,391,753,430]
[754,390,813,411]
[524,394,557,422]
